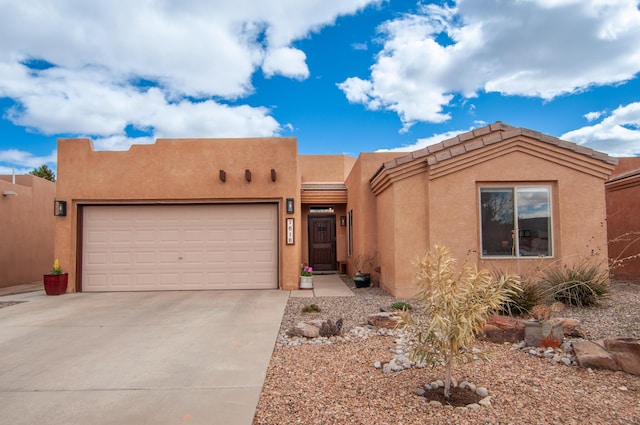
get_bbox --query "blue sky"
[1,0,639,175]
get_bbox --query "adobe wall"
[428,143,612,277]
[55,137,301,291]
[378,172,430,298]
[299,155,356,182]
[0,175,56,287]
[346,152,405,283]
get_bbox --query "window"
[480,186,552,257]
[347,209,353,256]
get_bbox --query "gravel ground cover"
[253,280,640,425]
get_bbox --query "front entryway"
[308,215,336,272]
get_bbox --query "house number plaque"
[286,218,294,245]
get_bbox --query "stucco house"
[54,122,617,297]
[1,174,56,288]
[606,157,640,281]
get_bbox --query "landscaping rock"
[289,318,344,339]
[367,312,400,329]
[603,337,640,376]
[289,322,320,338]
[572,340,618,371]
[480,315,525,343]
[556,317,586,338]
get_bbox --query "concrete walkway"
[289,274,354,298]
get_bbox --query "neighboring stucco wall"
[606,159,640,281]
[0,175,55,287]
[55,137,301,292]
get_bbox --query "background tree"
[30,164,56,182]
[399,245,519,400]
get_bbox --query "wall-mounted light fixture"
[245,169,252,182]
[219,170,226,182]
[2,190,17,197]
[271,169,277,182]
[286,198,294,214]
[54,200,67,217]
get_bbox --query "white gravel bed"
[254,280,640,425]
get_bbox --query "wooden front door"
[308,216,336,272]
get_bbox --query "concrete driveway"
[0,289,289,425]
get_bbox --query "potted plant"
[43,259,68,296]
[300,264,314,289]
[351,252,377,288]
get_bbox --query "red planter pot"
[43,273,68,296]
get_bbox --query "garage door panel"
[83,204,278,291]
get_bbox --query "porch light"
[219,169,226,182]
[54,200,67,217]
[271,168,277,182]
[245,169,251,182]
[286,198,294,214]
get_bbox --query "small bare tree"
[400,245,519,400]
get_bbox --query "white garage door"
[82,204,278,291]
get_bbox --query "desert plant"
[541,258,610,306]
[390,301,412,311]
[351,252,377,274]
[495,267,545,316]
[399,245,519,400]
[301,304,321,313]
[319,318,343,337]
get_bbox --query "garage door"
[82,204,278,291]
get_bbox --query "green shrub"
[541,259,610,307]
[390,301,412,311]
[301,303,321,313]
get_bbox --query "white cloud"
[340,0,640,131]
[561,102,640,156]
[0,0,381,150]
[376,128,472,152]
[0,148,57,169]
[262,47,310,79]
[585,111,604,122]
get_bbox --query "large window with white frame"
[480,186,552,257]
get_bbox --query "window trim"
[347,209,353,256]
[479,185,554,259]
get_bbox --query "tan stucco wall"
[299,155,356,182]
[56,137,301,291]
[372,137,615,298]
[378,172,430,298]
[607,159,640,281]
[345,152,405,285]
[0,175,56,287]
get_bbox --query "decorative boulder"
[573,339,620,372]
[479,315,525,343]
[288,318,344,338]
[289,322,320,338]
[367,312,400,329]
[603,337,640,376]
